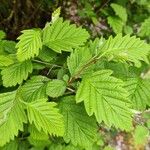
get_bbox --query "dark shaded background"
[0,0,112,40]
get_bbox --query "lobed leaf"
[16,29,42,61]
[1,60,33,87]
[59,96,97,148]
[99,34,150,67]
[43,18,89,53]
[0,91,27,146]
[76,70,133,130]
[124,77,150,110]
[26,99,64,136]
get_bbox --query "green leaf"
[19,76,49,102]
[0,30,6,40]
[1,41,16,54]
[111,3,127,22]
[99,34,150,67]
[16,29,42,61]
[67,47,92,76]
[28,125,50,147]
[124,78,150,110]
[134,125,149,145]
[89,38,105,56]
[76,70,132,130]
[51,7,61,23]
[0,91,27,146]
[49,143,82,150]
[46,79,66,98]
[43,18,89,53]
[59,96,97,148]
[0,139,18,150]
[107,16,124,34]
[26,99,64,136]
[1,60,33,87]
[0,55,14,67]
[0,92,15,125]
[123,25,133,35]
[139,17,150,37]
[38,46,57,62]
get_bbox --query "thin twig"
[67,87,76,93]
[32,59,62,68]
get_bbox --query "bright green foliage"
[28,125,50,147]
[19,76,49,102]
[49,143,82,150]
[139,17,150,37]
[16,29,42,61]
[111,3,127,22]
[0,30,6,40]
[0,55,14,67]
[133,125,149,145]
[108,3,127,34]
[1,60,33,87]
[43,18,89,53]
[124,78,150,110]
[0,92,27,146]
[46,79,66,98]
[107,16,124,34]
[0,5,150,149]
[0,40,16,54]
[26,99,64,136]
[38,46,56,62]
[67,47,92,76]
[76,70,132,130]
[51,7,61,23]
[0,91,16,125]
[99,34,150,67]
[59,96,97,148]
[1,140,18,150]
[89,38,104,56]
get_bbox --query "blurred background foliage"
[0,0,150,149]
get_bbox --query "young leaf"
[107,16,124,34]
[26,99,64,136]
[59,96,97,148]
[99,34,150,67]
[0,91,27,146]
[19,76,49,102]
[124,78,150,110]
[16,29,42,61]
[139,17,150,37]
[76,70,133,130]
[51,7,61,23]
[46,79,66,98]
[1,60,33,87]
[111,3,127,22]
[43,18,89,53]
